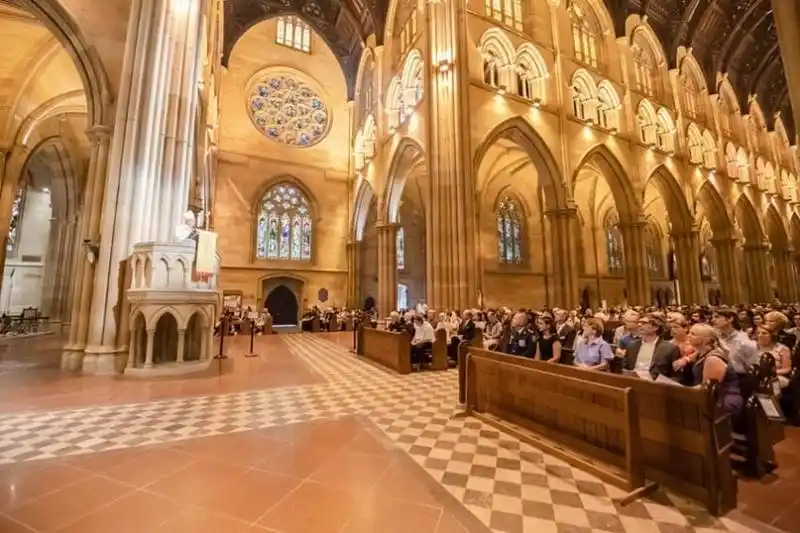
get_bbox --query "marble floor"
[0,332,791,532]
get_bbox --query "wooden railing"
[362,328,411,374]
[465,347,737,515]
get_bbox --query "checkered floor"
[0,334,760,533]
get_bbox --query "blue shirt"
[575,337,613,367]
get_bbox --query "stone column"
[377,223,398,317]
[545,205,580,308]
[712,238,743,304]
[176,329,186,363]
[41,218,62,320]
[618,220,650,305]
[62,125,112,368]
[144,329,155,368]
[346,240,361,308]
[670,229,704,305]
[83,0,204,374]
[0,146,29,297]
[772,0,800,143]
[743,242,772,303]
[423,0,477,311]
[772,248,797,302]
[58,217,81,324]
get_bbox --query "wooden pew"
[465,347,736,515]
[458,328,484,404]
[355,322,366,355]
[263,315,273,335]
[329,314,339,332]
[431,329,448,370]
[311,315,321,333]
[362,328,412,374]
[344,316,354,331]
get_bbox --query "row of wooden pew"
[301,315,355,333]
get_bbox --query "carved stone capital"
[86,125,113,146]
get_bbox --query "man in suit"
[623,313,680,380]
[554,309,576,350]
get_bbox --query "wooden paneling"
[362,328,411,374]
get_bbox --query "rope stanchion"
[246,318,258,358]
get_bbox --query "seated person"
[505,312,536,358]
[483,312,503,350]
[457,310,477,345]
[686,323,743,417]
[535,316,562,362]
[410,315,435,367]
[574,319,613,371]
[754,324,792,389]
[623,314,681,380]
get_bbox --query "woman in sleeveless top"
[535,316,562,362]
[687,323,743,417]
[754,325,792,389]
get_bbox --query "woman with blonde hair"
[687,323,743,416]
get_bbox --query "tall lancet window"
[645,225,662,277]
[256,182,312,261]
[396,226,405,270]
[605,214,624,275]
[6,186,25,254]
[496,196,522,264]
[397,283,409,311]
[276,16,311,53]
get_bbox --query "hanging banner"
[194,230,218,280]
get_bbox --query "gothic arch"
[384,137,427,223]
[645,165,693,233]
[765,204,789,250]
[249,175,319,218]
[352,178,375,241]
[790,214,800,252]
[478,28,514,67]
[19,0,112,127]
[695,181,733,239]
[250,177,318,263]
[571,144,639,223]
[734,195,766,244]
[474,116,564,210]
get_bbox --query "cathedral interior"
[0,0,800,531]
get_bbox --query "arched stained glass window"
[256,182,312,261]
[645,225,662,277]
[496,196,522,264]
[605,215,624,274]
[6,186,25,254]
[569,1,600,68]
[396,226,405,270]
[397,283,409,311]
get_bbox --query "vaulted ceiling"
[607,0,791,137]
[223,0,791,138]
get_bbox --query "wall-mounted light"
[389,126,397,135]
[497,85,507,96]
[609,127,618,136]
[585,118,595,127]
[438,59,451,73]
[531,97,542,108]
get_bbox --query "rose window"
[248,75,329,147]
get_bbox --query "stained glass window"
[645,226,662,276]
[605,223,624,275]
[248,75,329,147]
[276,17,311,53]
[6,187,25,254]
[396,226,405,270]
[569,2,599,68]
[397,284,409,311]
[256,182,312,261]
[496,197,522,264]
[484,0,522,31]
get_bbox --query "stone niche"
[125,241,220,377]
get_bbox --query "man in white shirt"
[623,314,681,380]
[410,315,435,367]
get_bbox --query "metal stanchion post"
[246,319,258,357]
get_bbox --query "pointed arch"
[679,53,706,121]
[352,178,375,241]
[734,195,766,244]
[789,214,800,252]
[474,116,565,210]
[252,178,316,261]
[354,48,376,126]
[478,28,514,66]
[385,137,426,223]
[701,129,717,169]
[567,0,612,69]
[494,192,524,264]
[636,99,657,145]
[645,165,693,233]
[515,43,548,102]
[630,24,665,97]
[572,144,639,222]
[596,81,620,131]
[569,68,598,121]
[656,107,676,152]
[686,122,704,165]
[695,181,733,239]
[765,204,789,250]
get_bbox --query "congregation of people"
[373,301,800,425]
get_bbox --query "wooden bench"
[431,328,448,370]
[362,328,411,374]
[464,347,736,515]
[343,316,354,331]
[457,328,484,404]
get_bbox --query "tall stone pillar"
[743,243,772,303]
[346,240,361,308]
[82,0,204,374]
[546,205,579,308]
[423,0,477,311]
[712,238,743,304]
[772,248,797,302]
[619,220,650,305]
[62,126,112,366]
[671,229,704,305]
[377,223,398,317]
[772,0,800,143]
[0,146,29,296]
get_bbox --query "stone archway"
[695,182,740,303]
[765,205,796,301]
[735,196,770,302]
[266,285,299,326]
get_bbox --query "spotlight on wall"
[531,97,542,108]
[497,85,507,96]
[42,187,49,193]
[389,126,397,135]
[585,118,595,127]
[438,59,451,73]
[609,127,618,136]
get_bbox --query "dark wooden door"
[266,285,298,325]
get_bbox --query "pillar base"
[82,345,127,375]
[61,351,84,372]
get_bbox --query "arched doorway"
[266,285,298,326]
